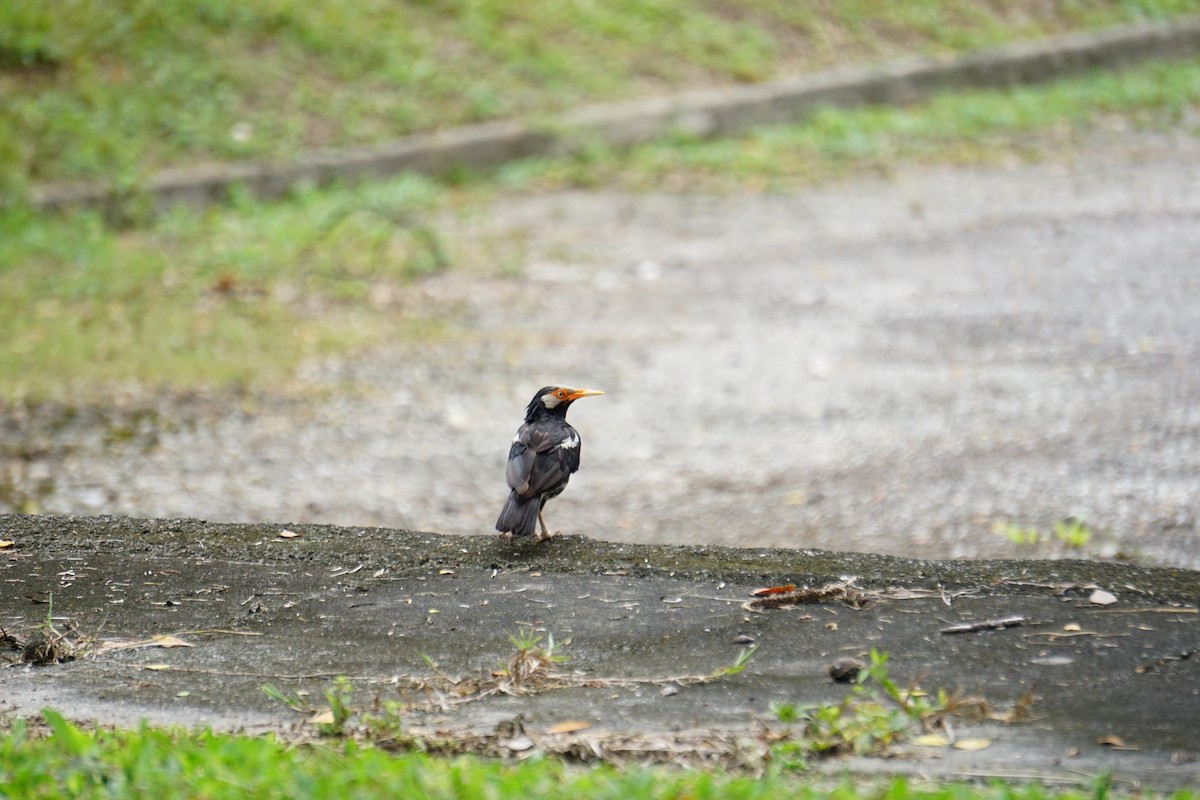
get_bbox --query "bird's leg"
[535,511,556,543]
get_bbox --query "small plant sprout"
[320,676,355,736]
[766,648,1011,772]
[992,520,1039,546]
[1053,517,1092,549]
[502,629,569,692]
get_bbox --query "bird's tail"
[495,492,540,537]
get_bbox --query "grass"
[1,711,1195,800]
[3,0,1199,196]
[496,56,1200,192]
[0,175,455,399]
[2,54,1199,402]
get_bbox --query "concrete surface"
[2,515,1198,789]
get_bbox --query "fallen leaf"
[438,569,455,575]
[913,733,950,747]
[953,738,992,751]
[546,720,591,734]
[308,709,335,726]
[1063,623,1082,632]
[1098,734,1128,748]
[751,585,797,597]
[825,622,838,631]
[0,540,14,549]
[151,635,193,648]
[278,530,300,539]
[175,691,191,698]
[1088,589,1118,606]
[142,664,172,671]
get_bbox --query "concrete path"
[3,515,1197,790]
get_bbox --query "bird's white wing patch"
[559,433,580,450]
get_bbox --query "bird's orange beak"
[564,388,604,401]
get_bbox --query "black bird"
[496,385,604,541]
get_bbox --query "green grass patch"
[497,56,1200,192]
[2,0,1200,195]
[0,176,455,399]
[1,711,1192,800]
[2,56,1199,401]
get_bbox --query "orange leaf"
[546,720,591,735]
[750,585,796,597]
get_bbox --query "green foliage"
[993,517,1094,550]
[4,0,1200,194]
[0,175,450,400]
[768,649,952,771]
[994,521,1041,546]
[1053,517,1092,548]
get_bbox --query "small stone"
[828,657,864,683]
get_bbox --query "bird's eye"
[556,390,566,398]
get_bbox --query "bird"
[495,385,604,542]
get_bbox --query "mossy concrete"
[2,514,1198,788]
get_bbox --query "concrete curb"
[30,15,1200,215]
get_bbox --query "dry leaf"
[1063,623,1082,632]
[438,569,455,575]
[546,720,591,735]
[309,709,335,726]
[278,530,300,539]
[750,585,797,597]
[142,664,172,671]
[0,540,14,549]
[1098,734,1134,748]
[953,738,992,751]
[913,733,950,747]
[151,635,193,648]
[1088,589,1118,606]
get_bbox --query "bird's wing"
[505,424,581,500]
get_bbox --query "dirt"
[4,130,1198,571]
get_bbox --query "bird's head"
[526,385,604,421]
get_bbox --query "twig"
[940,616,1027,635]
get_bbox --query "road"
[9,132,1200,568]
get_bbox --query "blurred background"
[2,1,1199,568]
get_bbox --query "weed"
[1053,517,1092,549]
[500,629,568,693]
[319,676,355,736]
[765,649,1003,772]
[260,683,313,714]
[993,521,1040,546]
[993,517,1094,551]
[19,593,79,666]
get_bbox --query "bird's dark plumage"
[496,385,603,541]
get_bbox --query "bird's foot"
[496,531,514,540]
[534,529,560,543]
